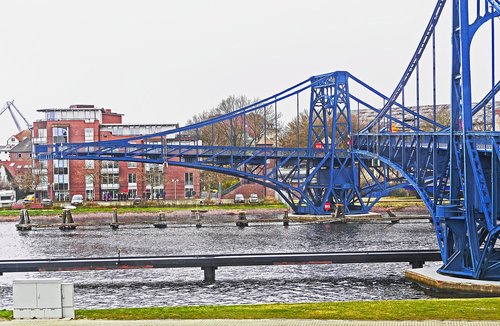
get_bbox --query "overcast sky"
[0,0,498,142]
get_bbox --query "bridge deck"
[0,250,441,283]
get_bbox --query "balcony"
[33,138,47,145]
[101,183,120,190]
[101,168,119,174]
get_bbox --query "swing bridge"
[35,0,500,280]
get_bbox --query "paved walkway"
[1,320,500,325]
[405,267,500,295]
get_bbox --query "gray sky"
[0,0,497,142]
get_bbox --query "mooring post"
[16,209,32,231]
[387,209,400,223]
[24,210,31,224]
[194,210,202,228]
[61,209,67,224]
[333,204,346,223]
[110,208,119,230]
[153,212,167,228]
[60,209,76,230]
[283,210,289,226]
[236,211,248,227]
[66,210,74,224]
[18,209,25,225]
[411,261,424,269]
[202,266,217,283]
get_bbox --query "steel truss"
[35,0,500,280]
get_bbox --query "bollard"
[283,210,289,227]
[236,211,248,227]
[110,208,119,230]
[154,212,167,228]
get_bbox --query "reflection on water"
[0,219,440,308]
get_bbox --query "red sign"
[314,141,324,149]
[324,202,331,211]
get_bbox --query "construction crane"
[0,100,31,132]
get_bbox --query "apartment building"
[32,104,199,202]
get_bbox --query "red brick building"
[32,105,200,202]
[0,131,34,193]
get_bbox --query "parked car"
[71,194,84,206]
[22,194,35,204]
[249,193,259,204]
[234,194,245,203]
[41,198,53,207]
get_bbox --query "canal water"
[0,217,441,309]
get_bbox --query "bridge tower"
[300,71,363,214]
[437,0,500,279]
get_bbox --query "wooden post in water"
[16,209,32,231]
[60,209,77,230]
[110,208,119,229]
[194,210,202,228]
[154,212,167,228]
[236,211,248,227]
[283,210,289,227]
[334,204,346,223]
[387,209,400,223]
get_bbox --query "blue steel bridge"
[36,0,500,280]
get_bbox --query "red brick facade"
[32,105,200,202]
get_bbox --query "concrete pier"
[202,266,217,283]
[405,267,500,295]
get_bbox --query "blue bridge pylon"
[36,0,500,280]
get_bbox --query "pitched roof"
[9,138,31,153]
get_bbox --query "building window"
[184,172,194,198]
[53,159,69,201]
[52,127,68,143]
[85,174,94,187]
[84,128,94,142]
[85,160,95,169]
[185,172,194,186]
[86,190,94,201]
[101,174,119,185]
[17,154,21,158]
[102,160,119,169]
[127,161,137,168]
[37,128,47,144]
[128,189,137,199]
[128,173,137,184]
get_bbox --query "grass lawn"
[0,310,12,320]
[0,203,287,217]
[74,298,500,321]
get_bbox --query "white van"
[0,190,16,208]
[71,194,84,206]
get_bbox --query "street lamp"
[171,179,179,201]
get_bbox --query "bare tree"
[187,95,280,147]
